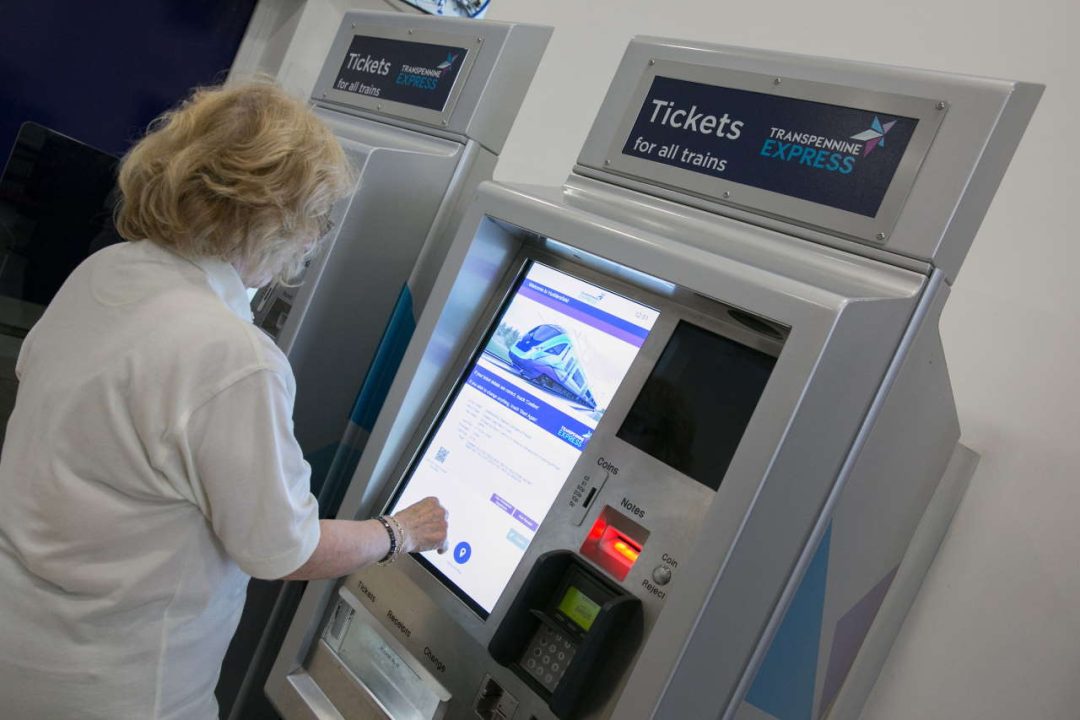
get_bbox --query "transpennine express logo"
[850,117,897,156]
[557,426,592,449]
[435,53,458,74]
[397,52,459,90]
[760,115,901,175]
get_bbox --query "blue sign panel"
[333,35,468,112]
[621,76,919,218]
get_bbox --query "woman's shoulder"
[151,291,290,380]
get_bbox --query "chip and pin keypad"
[518,623,577,692]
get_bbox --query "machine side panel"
[737,276,962,720]
[931,82,1044,281]
[408,144,499,316]
[826,444,977,720]
[460,23,553,155]
[286,137,462,485]
[811,277,959,719]
[634,294,919,720]
[311,144,496,519]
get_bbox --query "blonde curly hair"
[116,81,354,285]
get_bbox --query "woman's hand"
[393,497,449,554]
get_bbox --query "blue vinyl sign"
[334,35,468,112]
[621,76,919,218]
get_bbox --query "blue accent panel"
[746,524,832,720]
[350,284,416,431]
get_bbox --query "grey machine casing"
[251,10,551,486]
[220,11,551,720]
[265,37,1040,720]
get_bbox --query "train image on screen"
[508,324,598,409]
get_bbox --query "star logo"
[436,53,458,73]
[850,117,897,156]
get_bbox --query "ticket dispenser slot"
[489,551,642,719]
[320,591,451,720]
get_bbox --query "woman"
[0,82,449,719]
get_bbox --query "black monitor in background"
[0,122,123,318]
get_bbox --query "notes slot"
[579,506,649,581]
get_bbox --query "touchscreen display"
[389,262,659,616]
[617,321,777,491]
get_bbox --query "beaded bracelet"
[375,516,398,565]
[386,515,407,554]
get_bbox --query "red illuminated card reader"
[489,551,642,719]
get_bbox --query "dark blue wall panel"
[0,0,258,159]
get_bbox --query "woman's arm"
[281,496,449,581]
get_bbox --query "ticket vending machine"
[218,11,551,719]
[266,39,1040,720]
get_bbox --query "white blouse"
[0,240,320,719]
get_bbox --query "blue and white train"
[508,324,597,409]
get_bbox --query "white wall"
[479,2,1079,719]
